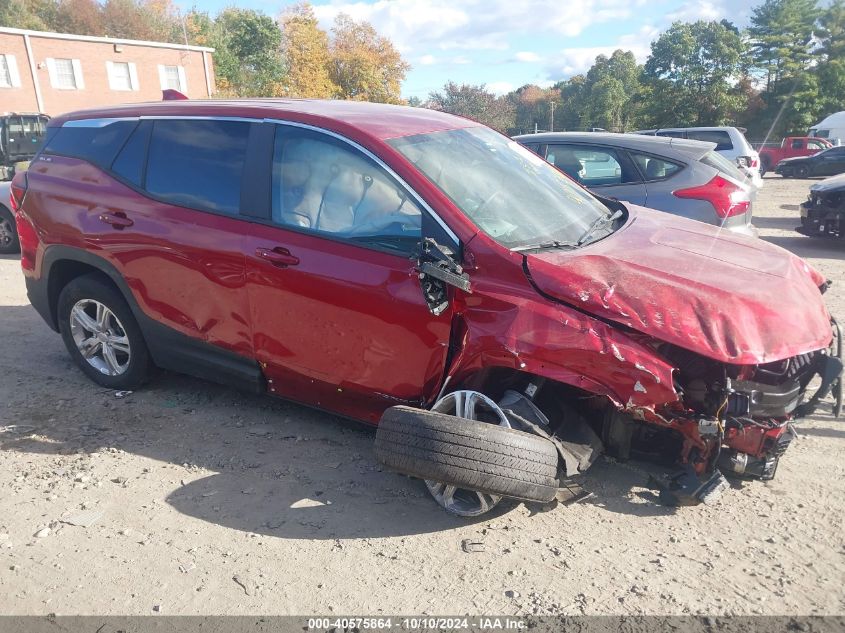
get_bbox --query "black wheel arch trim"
[30,245,265,394]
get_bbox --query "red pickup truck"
[759,136,833,175]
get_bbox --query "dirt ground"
[1,176,844,617]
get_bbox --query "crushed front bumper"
[799,199,845,238]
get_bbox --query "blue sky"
[176,0,762,99]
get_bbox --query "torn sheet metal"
[525,206,832,365]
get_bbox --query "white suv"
[635,127,763,188]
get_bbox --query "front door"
[818,148,845,176]
[243,124,455,423]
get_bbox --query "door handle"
[255,246,300,268]
[98,211,133,229]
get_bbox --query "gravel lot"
[1,175,843,616]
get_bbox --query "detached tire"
[375,406,559,503]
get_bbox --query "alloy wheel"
[425,390,511,517]
[69,299,131,376]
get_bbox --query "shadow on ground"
[0,303,687,540]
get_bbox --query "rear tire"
[375,405,560,503]
[0,205,19,254]
[796,165,810,178]
[57,274,151,390]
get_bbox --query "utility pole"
[549,101,556,133]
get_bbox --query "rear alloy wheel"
[796,165,810,178]
[58,274,150,390]
[374,391,560,516]
[0,205,20,255]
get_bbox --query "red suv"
[11,99,841,516]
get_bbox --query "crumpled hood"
[525,205,831,364]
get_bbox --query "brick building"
[0,26,215,116]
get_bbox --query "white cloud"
[419,54,437,65]
[313,0,638,56]
[486,81,515,95]
[515,51,542,62]
[544,24,656,80]
[667,0,760,24]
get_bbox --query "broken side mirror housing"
[415,238,471,315]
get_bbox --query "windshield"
[388,127,612,249]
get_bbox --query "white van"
[809,112,845,145]
[634,126,763,188]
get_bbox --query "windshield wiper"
[513,239,577,252]
[577,209,624,246]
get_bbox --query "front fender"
[446,290,679,409]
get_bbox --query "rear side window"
[630,153,683,181]
[145,119,250,215]
[655,131,685,138]
[42,120,137,167]
[686,130,733,151]
[111,121,151,186]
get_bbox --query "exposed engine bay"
[465,321,844,507]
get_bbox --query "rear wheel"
[374,392,560,516]
[0,205,19,254]
[57,274,151,390]
[796,165,810,178]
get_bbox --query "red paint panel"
[24,156,253,356]
[242,223,453,423]
[526,205,832,364]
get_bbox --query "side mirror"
[415,238,471,315]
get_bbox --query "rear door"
[543,143,647,204]
[241,123,455,423]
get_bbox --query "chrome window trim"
[60,114,460,246]
[63,117,139,128]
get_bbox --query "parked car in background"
[799,173,845,238]
[0,112,49,181]
[775,145,845,178]
[758,137,832,175]
[514,132,757,237]
[0,180,18,254]
[809,111,845,145]
[634,126,762,188]
[12,99,839,516]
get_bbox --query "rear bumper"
[25,274,58,332]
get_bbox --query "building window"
[0,54,21,88]
[47,58,84,90]
[106,61,138,91]
[158,64,186,92]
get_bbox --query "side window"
[521,143,542,156]
[145,119,250,215]
[545,145,637,186]
[111,121,151,186]
[630,152,682,181]
[271,127,422,249]
[42,120,137,168]
[809,140,826,150]
[791,139,803,149]
[656,131,685,138]
[686,130,733,151]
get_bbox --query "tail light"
[673,175,750,219]
[9,171,27,212]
